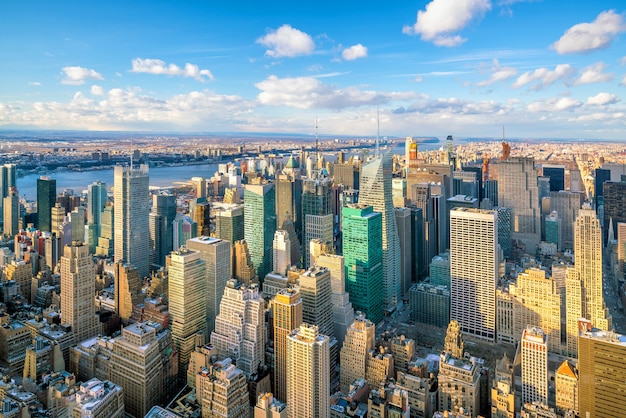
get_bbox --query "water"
[18,163,220,200]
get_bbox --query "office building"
[603,180,626,244]
[286,324,330,418]
[211,279,265,378]
[316,253,355,348]
[340,314,375,393]
[114,164,150,277]
[255,392,287,418]
[275,170,302,238]
[149,192,177,268]
[409,282,450,328]
[578,329,626,418]
[521,327,548,407]
[233,239,257,284]
[342,204,384,324]
[0,318,31,377]
[304,214,334,268]
[555,360,578,416]
[301,175,333,267]
[273,230,291,276]
[172,212,198,249]
[565,204,611,356]
[113,261,142,325]
[509,268,561,354]
[37,176,56,232]
[196,357,250,418]
[358,152,402,310]
[366,346,394,388]
[272,287,303,402]
[549,191,582,250]
[244,183,276,280]
[71,378,125,418]
[430,252,450,287]
[60,242,98,344]
[214,204,245,244]
[542,165,565,192]
[169,247,207,375]
[491,354,515,418]
[3,187,19,237]
[86,181,108,253]
[298,267,334,339]
[498,157,541,255]
[450,208,498,342]
[187,236,232,335]
[95,205,114,257]
[395,207,413,295]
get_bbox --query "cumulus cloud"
[90,85,104,96]
[130,58,214,82]
[256,24,315,58]
[572,62,613,85]
[512,64,574,90]
[403,0,491,47]
[551,10,626,54]
[527,97,582,112]
[476,59,518,86]
[342,44,368,60]
[61,66,104,85]
[255,75,421,109]
[586,92,620,106]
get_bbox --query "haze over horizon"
[1,0,626,140]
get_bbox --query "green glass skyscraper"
[342,204,383,324]
[244,183,276,280]
[37,176,56,232]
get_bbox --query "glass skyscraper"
[37,176,56,232]
[244,183,276,280]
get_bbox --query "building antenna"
[376,106,380,158]
[315,116,319,163]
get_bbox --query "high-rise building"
[409,282,450,327]
[71,378,125,418]
[0,164,16,226]
[273,230,291,276]
[3,187,19,237]
[96,205,114,257]
[233,239,257,284]
[542,165,565,192]
[149,192,177,268]
[210,279,265,378]
[286,324,330,418]
[498,157,541,255]
[114,261,142,325]
[555,360,578,416]
[603,180,626,244]
[521,327,548,407]
[578,329,626,418]
[315,253,354,348]
[244,183,277,280]
[254,392,287,418]
[565,204,611,356]
[298,267,334,339]
[275,170,302,237]
[304,214,333,268]
[187,236,232,335]
[509,268,561,354]
[550,191,582,250]
[272,287,302,402]
[341,204,384,324]
[195,357,250,418]
[114,164,150,277]
[214,204,245,244]
[86,181,108,253]
[60,241,99,344]
[168,247,207,375]
[340,314,375,393]
[37,176,56,232]
[301,176,333,267]
[491,354,515,418]
[395,207,413,296]
[359,152,402,310]
[450,208,498,342]
[172,212,198,249]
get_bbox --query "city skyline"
[1,1,625,139]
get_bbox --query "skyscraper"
[498,157,541,256]
[339,313,375,393]
[211,279,265,378]
[273,287,302,402]
[273,230,291,276]
[450,208,498,342]
[114,164,150,277]
[244,183,276,280]
[342,204,384,324]
[37,176,56,232]
[286,324,330,418]
[3,186,19,237]
[304,213,333,268]
[168,248,207,375]
[195,357,250,418]
[301,175,333,267]
[395,207,412,295]
[187,236,232,335]
[602,180,626,244]
[149,192,177,268]
[86,181,108,253]
[565,204,612,356]
[550,191,583,250]
[521,327,548,407]
[172,212,198,249]
[214,204,245,244]
[358,152,402,309]
[114,261,142,325]
[60,241,99,344]
[0,164,17,225]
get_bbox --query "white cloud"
[130,58,214,82]
[255,75,421,109]
[621,56,626,65]
[403,0,492,47]
[476,59,518,86]
[622,75,626,86]
[527,97,582,112]
[414,76,424,83]
[342,44,368,60]
[90,85,104,96]
[61,66,104,85]
[572,62,613,85]
[256,24,315,58]
[512,64,574,90]
[551,10,626,54]
[28,81,41,86]
[586,92,620,106]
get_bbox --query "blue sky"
[1,0,625,139]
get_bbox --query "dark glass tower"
[37,176,56,232]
